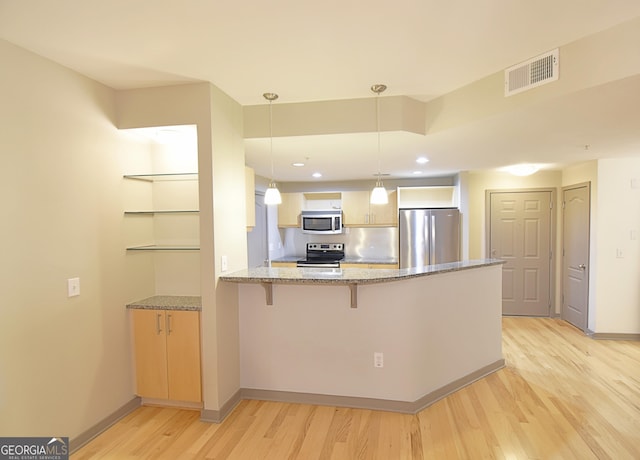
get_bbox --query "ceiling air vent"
[504,48,559,97]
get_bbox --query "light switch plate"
[67,277,80,297]
[221,255,228,272]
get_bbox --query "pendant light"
[370,84,388,205]
[263,92,282,205]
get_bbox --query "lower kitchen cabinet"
[270,262,297,268]
[271,262,398,269]
[131,309,202,403]
[367,263,399,269]
[341,263,399,269]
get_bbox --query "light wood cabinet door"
[166,310,202,402]
[343,190,397,226]
[341,191,370,226]
[371,190,397,226]
[340,263,364,269]
[278,193,303,227]
[132,309,201,403]
[270,262,297,268]
[132,309,169,400]
[341,263,398,269]
[368,263,399,269]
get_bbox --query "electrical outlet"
[374,352,384,368]
[67,278,80,297]
[616,248,624,258]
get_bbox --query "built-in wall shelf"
[126,245,200,251]
[123,173,200,252]
[123,173,198,182]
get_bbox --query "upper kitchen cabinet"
[342,189,397,226]
[277,192,342,227]
[397,186,458,208]
[278,192,304,227]
[303,192,342,210]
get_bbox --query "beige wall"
[423,16,640,136]
[0,39,247,439]
[593,158,640,333]
[0,39,152,437]
[209,86,246,407]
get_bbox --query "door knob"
[578,264,586,270]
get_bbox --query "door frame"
[561,182,591,332]
[485,187,557,317]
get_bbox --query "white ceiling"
[2,0,640,182]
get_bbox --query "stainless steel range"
[296,243,345,268]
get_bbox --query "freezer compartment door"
[430,209,460,264]
[399,209,429,269]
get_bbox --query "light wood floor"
[72,318,640,459]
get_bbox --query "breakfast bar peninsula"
[219,259,505,413]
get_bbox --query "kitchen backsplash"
[280,227,398,259]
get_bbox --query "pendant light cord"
[376,91,382,185]
[263,92,279,186]
[269,99,274,182]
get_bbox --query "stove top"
[296,243,345,267]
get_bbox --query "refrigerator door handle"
[430,214,436,264]
[424,215,430,266]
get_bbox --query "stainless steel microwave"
[301,210,343,234]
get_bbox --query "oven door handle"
[296,262,341,268]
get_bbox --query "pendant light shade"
[370,84,388,205]
[263,92,281,205]
[370,180,388,205]
[264,181,282,205]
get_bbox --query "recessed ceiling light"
[503,163,540,176]
[292,162,305,167]
[312,172,322,178]
[416,157,429,164]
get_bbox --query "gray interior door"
[562,184,590,331]
[489,190,552,316]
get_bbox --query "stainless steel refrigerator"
[399,208,460,268]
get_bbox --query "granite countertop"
[126,295,202,311]
[220,259,504,286]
